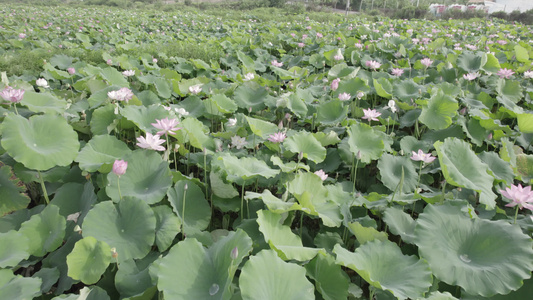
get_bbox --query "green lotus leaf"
[346,222,388,244]
[153,205,181,252]
[418,89,459,130]
[514,45,529,63]
[334,240,432,300]
[434,138,496,209]
[234,82,270,112]
[305,253,350,300]
[346,123,386,164]
[66,236,112,285]
[50,182,97,228]
[457,52,484,72]
[19,204,66,257]
[393,79,424,102]
[0,230,30,268]
[115,255,157,299]
[245,190,302,213]
[218,153,279,184]
[477,152,514,184]
[42,235,81,294]
[335,78,370,98]
[0,269,42,300]
[482,53,501,73]
[167,180,211,234]
[155,230,253,300]
[89,104,117,135]
[516,153,533,181]
[283,131,327,163]
[175,117,213,150]
[257,210,324,261]
[152,77,171,99]
[373,78,393,99]
[414,203,533,297]
[68,286,110,300]
[206,94,238,115]
[245,116,278,139]
[287,92,308,118]
[517,113,533,134]
[106,150,172,204]
[377,153,418,194]
[317,99,349,125]
[383,206,416,244]
[1,114,80,171]
[210,171,239,199]
[313,131,341,147]
[100,67,129,87]
[239,250,315,300]
[121,104,170,134]
[75,135,132,172]
[50,54,74,69]
[32,267,60,294]
[496,79,522,104]
[20,91,67,114]
[0,165,30,217]
[424,291,459,300]
[82,198,156,262]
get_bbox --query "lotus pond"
[0,4,532,300]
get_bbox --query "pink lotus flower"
[410,149,436,164]
[151,117,182,136]
[314,169,328,181]
[112,159,128,177]
[271,60,283,67]
[338,92,351,101]
[18,33,26,39]
[188,84,202,95]
[67,67,76,75]
[136,133,166,151]
[267,132,287,143]
[231,135,247,149]
[331,78,340,91]
[356,91,365,99]
[333,54,343,61]
[106,59,113,65]
[362,108,381,121]
[391,68,404,76]
[524,71,533,79]
[463,72,480,81]
[122,70,135,77]
[108,87,134,102]
[500,184,533,210]
[420,58,433,68]
[297,42,305,48]
[497,68,514,79]
[0,87,25,103]
[365,60,381,70]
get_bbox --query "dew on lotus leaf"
[209,283,219,296]
[459,254,471,263]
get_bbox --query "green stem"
[299,211,304,237]
[165,135,170,162]
[13,104,19,115]
[117,177,123,201]
[37,170,50,204]
[241,182,246,221]
[352,156,359,193]
[513,206,519,224]
[182,185,187,239]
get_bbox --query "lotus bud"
[298,152,303,161]
[74,225,82,234]
[184,183,188,190]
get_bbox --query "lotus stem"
[299,211,304,237]
[182,184,188,239]
[241,182,245,221]
[117,177,123,201]
[37,170,50,204]
[513,206,519,224]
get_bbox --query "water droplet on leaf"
[459,254,471,263]
[209,283,219,296]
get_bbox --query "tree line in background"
[0,0,531,24]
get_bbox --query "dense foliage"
[0,4,532,300]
